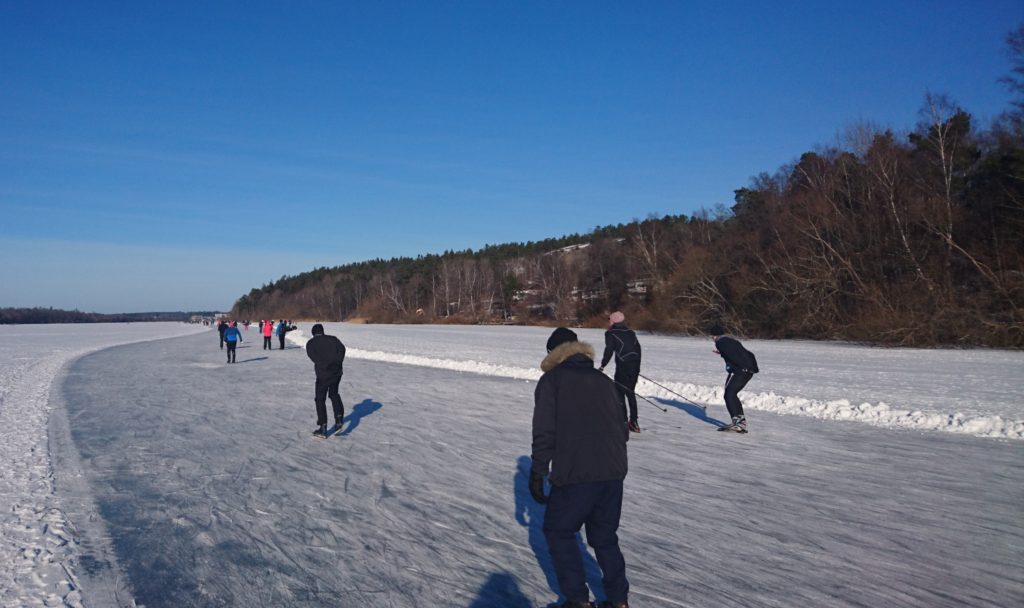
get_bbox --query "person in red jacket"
[262,320,273,350]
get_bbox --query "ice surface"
[47,327,1024,606]
[2,322,1022,606]
[0,323,205,607]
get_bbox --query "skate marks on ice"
[53,330,1024,607]
[0,322,203,608]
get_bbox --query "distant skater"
[217,319,229,349]
[224,321,242,363]
[262,320,273,350]
[707,324,759,433]
[276,319,293,350]
[599,311,643,433]
[531,327,630,608]
[305,323,346,437]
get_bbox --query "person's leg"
[584,480,628,604]
[544,483,595,604]
[723,372,752,419]
[611,378,629,423]
[327,376,345,424]
[313,376,330,426]
[618,363,640,423]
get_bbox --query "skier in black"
[305,323,346,437]
[531,327,630,608]
[708,324,759,433]
[217,319,229,349]
[599,311,642,433]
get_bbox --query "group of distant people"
[212,311,758,607]
[216,319,297,363]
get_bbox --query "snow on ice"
[1,322,1021,606]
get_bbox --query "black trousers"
[314,374,345,426]
[543,479,629,604]
[279,334,286,349]
[226,341,237,362]
[614,361,640,422]
[724,371,753,419]
[263,336,272,350]
[219,334,225,349]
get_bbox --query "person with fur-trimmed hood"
[530,327,630,608]
[708,323,759,433]
[599,311,642,433]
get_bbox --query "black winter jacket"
[713,336,758,374]
[532,341,629,487]
[600,323,641,368]
[305,334,346,378]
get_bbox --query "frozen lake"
[1,322,1022,606]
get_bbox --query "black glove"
[529,470,548,504]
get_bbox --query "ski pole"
[610,378,667,413]
[637,372,707,412]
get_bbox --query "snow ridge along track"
[288,331,1024,441]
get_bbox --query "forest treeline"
[0,308,216,324]
[231,30,1024,348]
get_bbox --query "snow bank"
[289,330,1024,440]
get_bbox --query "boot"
[312,424,327,438]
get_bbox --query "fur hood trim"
[541,341,595,372]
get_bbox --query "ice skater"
[305,323,346,437]
[262,319,273,350]
[217,318,229,349]
[530,327,630,608]
[224,321,242,363]
[276,319,293,350]
[599,311,642,433]
[708,324,759,433]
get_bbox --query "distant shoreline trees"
[0,308,218,324]
[232,29,1024,348]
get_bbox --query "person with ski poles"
[223,321,243,363]
[707,324,759,433]
[599,311,643,433]
[530,327,631,608]
[305,323,346,437]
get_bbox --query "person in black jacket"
[531,327,630,608]
[304,323,346,437]
[599,311,642,433]
[708,324,759,433]
[217,319,229,349]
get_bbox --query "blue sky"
[1,1,1020,313]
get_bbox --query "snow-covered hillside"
[1,323,1022,606]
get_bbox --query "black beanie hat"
[546,327,578,352]
[707,324,726,336]
[311,323,325,335]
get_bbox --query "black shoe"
[335,417,344,430]
[312,424,327,438]
[599,602,629,608]
[559,602,594,608]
